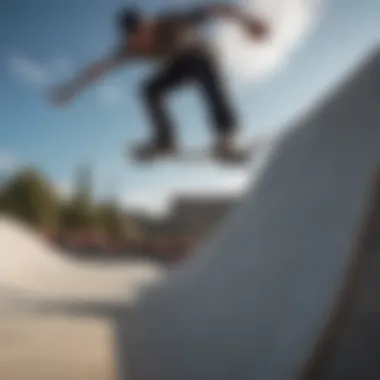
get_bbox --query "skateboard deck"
[126,145,253,165]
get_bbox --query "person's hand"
[49,83,77,106]
[245,18,270,41]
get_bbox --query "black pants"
[141,47,238,147]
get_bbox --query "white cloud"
[8,53,71,87]
[214,0,324,84]
[8,55,50,86]
[0,152,19,174]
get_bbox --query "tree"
[96,200,144,242]
[58,199,99,232]
[58,164,99,232]
[0,167,58,230]
[97,201,125,240]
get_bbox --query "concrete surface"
[123,46,380,380]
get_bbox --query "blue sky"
[0,0,379,213]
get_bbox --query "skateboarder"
[51,3,270,160]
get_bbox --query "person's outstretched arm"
[50,48,136,105]
[180,2,270,40]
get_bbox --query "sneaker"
[213,133,239,159]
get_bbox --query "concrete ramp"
[0,217,164,315]
[121,46,380,380]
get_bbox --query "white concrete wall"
[122,47,380,380]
